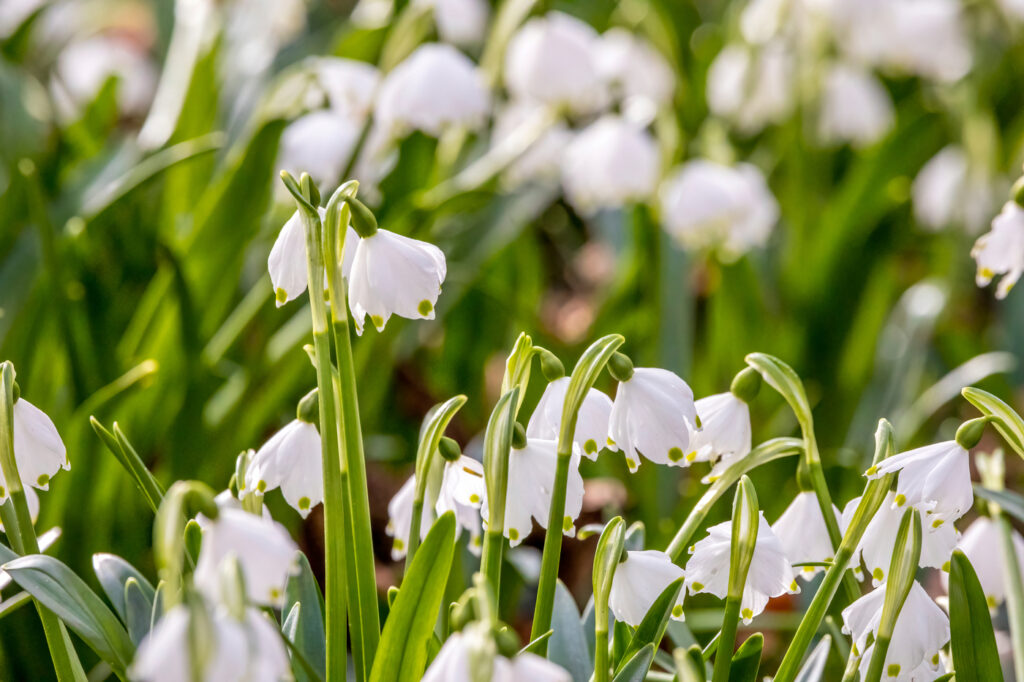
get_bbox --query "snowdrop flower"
[193,507,299,608]
[687,392,751,472]
[866,440,973,530]
[685,513,798,623]
[435,455,486,555]
[608,550,686,626]
[597,29,674,117]
[52,36,157,118]
[659,160,779,259]
[278,110,361,189]
[913,146,997,233]
[504,11,606,113]
[423,629,571,681]
[482,439,584,546]
[492,102,574,187]
[386,475,432,560]
[560,116,660,214]
[972,201,1024,299]
[243,413,322,518]
[772,492,842,580]
[268,207,360,307]
[414,0,490,46]
[842,581,949,679]
[843,491,959,586]
[375,43,490,139]
[608,367,698,473]
[222,0,306,79]
[707,42,795,135]
[818,63,893,147]
[132,606,290,682]
[311,57,380,119]
[0,398,69,502]
[527,376,613,459]
[347,228,447,334]
[951,516,1024,608]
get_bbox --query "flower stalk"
[592,517,626,682]
[480,388,520,599]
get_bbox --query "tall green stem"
[997,514,1024,681]
[711,597,742,682]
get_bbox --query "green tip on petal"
[469,493,480,504]
[508,528,519,542]
[942,561,951,572]
[691,581,704,591]
[584,439,597,455]
[987,595,998,609]
[562,516,573,532]
[932,518,944,528]
[872,567,884,582]
[370,314,384,330]
[668,447,683,463]
[672,604,683,618]
[865,465,878,476]
[257,480,267,492]
[417,299,433,316]
[894,493,906,506]
[275,287,288,305]
[685,451,697,463]
[393,538,404,550]
[741,608,753,620]
[298,496,310,510]
[36,474,48,487]
[886,664,900,677]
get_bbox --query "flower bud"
[729,367,761,404]
[536,347,565,382]
[300,172,321,207]
[607,351,635,382]
[343,196,379,238]
[955,417,991,450]
[11,381,19,404]
[297,389,319,424]
[439,436,462,462]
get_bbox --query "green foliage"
[948,550,1001,682]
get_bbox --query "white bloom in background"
[504,11,606,113]
[913,146,997,233]
[278,110,361,189]
[415,0,490,46]
[223,0,306,79]
[423,630,571,681]
[0,398,69,502]
[818,63,893,147]
[193,507,299,608]
[132,606,290,682]
[659,160,779,259]
[375,43,490,139]
[347,229,447,334]
[866,440,973,530]
[435,455,486,555]
[772,492,841,580]
[609,368,698,473]
[842,581,949,679]
[493,102,574,187]
[386,475,432,560]
[268,207,360,307]
[312,57,380,119]
[561,116,660,214]
[951,517,1024,608]
[482,439,584,546]
[52,36,157,118]
[1001,0,1024,20]
[972,201,1024,299]
[527,376,613,459]
[685,513,798,623]
[707,42,795,134]
[687,392,751,469]
[597,28,674,118]
[843,491,959,586]
[243,417,322,518]
[608,549,686,626]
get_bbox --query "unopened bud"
[494,625,520,658]
[11,381,19,404]
[730,367,761,404]
[607,352,635,383]
[1012,175,1024,208]
[511,422,527,449]
[439,437,462,462]
[343,196,379,238]
[536,348,565,382]
[955,417,991,450]
[297,389,319,424]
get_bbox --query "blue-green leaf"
[549,580,593,682]
[93,553,156,624]
[728,633,762,682]
[284,553,326,682]
[612,642,655,682]
[123,578,152,646]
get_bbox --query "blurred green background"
[1,0,1023,678]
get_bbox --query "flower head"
[386,475,432,560]
[492,102,573,188]
[311,57,380,120]
[866,440,973,530]
[772,492,841,580]
[972,201,1024,299]
[268,207,359,307]
[608,367,698,473]
[414,0,490,47]
[608,549,685,626]
[818,62,893,148]
[526,376,613,459]
[687,392,752,474]
[1,398,69,502]
[912,145,996,233]
[435,455,487,555]
[243,417,323,518]
[707,42,795,134]
[278,111,361,189]
[596,28,674,116]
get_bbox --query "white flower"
[131,606,290,682]
[435,455,487,555]
[347,229,447,334]
[866,440,973,530]
[972,201,1024,299]
[608,367,698,473]
[842,581,949,679]
[950,516,1024,608]
[243,418,322,518]
[193,507,299,608]
[842,491,959,586]
[597,28,674,116]
[482,439,584,547]
[312,57,380,119]
[685,513,798,624]
[527,376,613,459]
[560,115,660,214]
[52,36,156,118]
[492,102,574,187]
[423,630,571,682]
[386,475,432,560]
[504,11,606,113]
[772,492,841,580]
[659,160,779,260]
[375,43,490,139]
[414,0,490,46]
[608,549,685,626]
[818,63,893,148]
[707,42,795,134]
[0,398,69,503]
[268,207,359,307]
[277,111,361,189]
[687,392,752,471]
[913,146,998,233]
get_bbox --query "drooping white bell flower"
[972,201,1024,299]
[949,516,1024,608]
[131,605,291,682]
[686,392,751,472]
[596,28,674,116]
[772,492,842,580]
[386,475,432,561]
[414,0,490,46]
[481,439,584,547]
[346,228,447,334]
[608,367,698,473]
[913,146,997,233]
[608,549,686,626]
[0,398,70,502]
[685,512,798,623]
[492,101,574,188]
[435,455,486,555]
[842,491,959,586]
[865,440,973,530]
[504,11,607,113]
[817,63,893,148]
[707,42,795,135]
[312,57,380,120]
[52,36,157,118]
[659,160,779,260]
[193,507,299,608]
[423,629,572,682]
[268,207,360,307]
[560,115,660,214]
[375,43,490,140]
[242,417,323,518]
[277,110,361,189]
[527,376,613,459]
[842,581,949,680]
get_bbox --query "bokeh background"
[1,0,1023,678]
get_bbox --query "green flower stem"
[592,518,625,682]
[862,636,891,682]
[711,477,758,682]
[711,597,743,682]
[0,363,86,682]
[995,511,1024,681]
[840,645,862,682]
[481,388,519,601]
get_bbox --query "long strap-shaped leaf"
[614,578,684,676]
[370,511,457,682]
[948,550,1001,681]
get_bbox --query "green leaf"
[728,633,762,682]
[150,580,166,632]
[615,578,684,676]
[92,553,156,624]
[974,486,1024,524]
[89,418,164,513]
[284,554,326,682]
[611,642,655,682]
[123,578,153,646]
[549,580,593,682]
[369,511,457,682]
[794,635,831,682]
[745,353,813,430]
[2,555,136,674]
[282,604,327,682]
[962,387,1024,458]
[948,550,1001,682]
[674,645,707,682]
